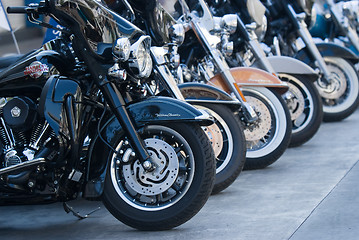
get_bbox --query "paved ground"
[1,36,359,240]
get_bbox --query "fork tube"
[191,21,258,122]
[286,4,331,84]
[236,15,277,74]
[99,81,151,163]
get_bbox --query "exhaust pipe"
[0,158,46,175]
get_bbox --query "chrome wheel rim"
[280,74,314,134]
[316,57,359,113]
[110,126,195,211]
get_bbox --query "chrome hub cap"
[316,72,347,100]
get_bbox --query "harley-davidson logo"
[24,61,49,79]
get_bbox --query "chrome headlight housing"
[222,14,238,34]
[169,23,185,45]
[255,15,267,42]
[129,36,153,78]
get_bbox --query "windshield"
[247,0,266,26]
[158,0,183,20]
[51,0,142,52]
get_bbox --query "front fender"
[265,56,318,82]
[128,96,213,126]
[295,42,359,64]
[209,67,289,95]
[178,82,240,105]
[84,96,212,198]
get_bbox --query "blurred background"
[0,0,44,56]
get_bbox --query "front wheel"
[279,73,323,147]
[102,123,215,231]
[315,57,359,122]
[241,87,292,170]
[193,103,246,194]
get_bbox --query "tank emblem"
[24,61,49,79]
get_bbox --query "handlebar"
[7,6,28,14]
[7,2,47,15]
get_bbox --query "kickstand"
[63,202,101,220]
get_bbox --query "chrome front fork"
[191,21,258,122]
[287,4,332,85]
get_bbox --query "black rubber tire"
[242,87,292,170]
[102,123,215,231]
[315,57,359,122]
[278,74,323,147]
[193,103,246,195]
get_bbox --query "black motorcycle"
[1,0,217,231]
[36,0,247,195]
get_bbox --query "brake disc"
[202,123,223,157]
[316,65,347,99]
[122,138,179,195]
[243,96,271,141]
[284,82,305,121]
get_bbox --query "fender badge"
[155,113,181,117]
[24,61,49,79]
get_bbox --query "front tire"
[193,103,246,194]
[279,73,323,147]
[102,123,215,230]
[241,87,292,170]
[315,57,359,122]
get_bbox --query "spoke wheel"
[194,103,246,194]
[102,123,215,230]
[242,87,291,170]
[315,57,359,121]
[279,73,323,147]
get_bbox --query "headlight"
[129,36,153,78]
[255,15,267,42]
[169,24,185,45]
[222,14,238,34]
[113,37,131,61]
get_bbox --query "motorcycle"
[37,0,247,195]
[138,0,292,170]
[262,0,359,122]
[311,0,359,55]
[1,0,217,231]
[206,0,323,147]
